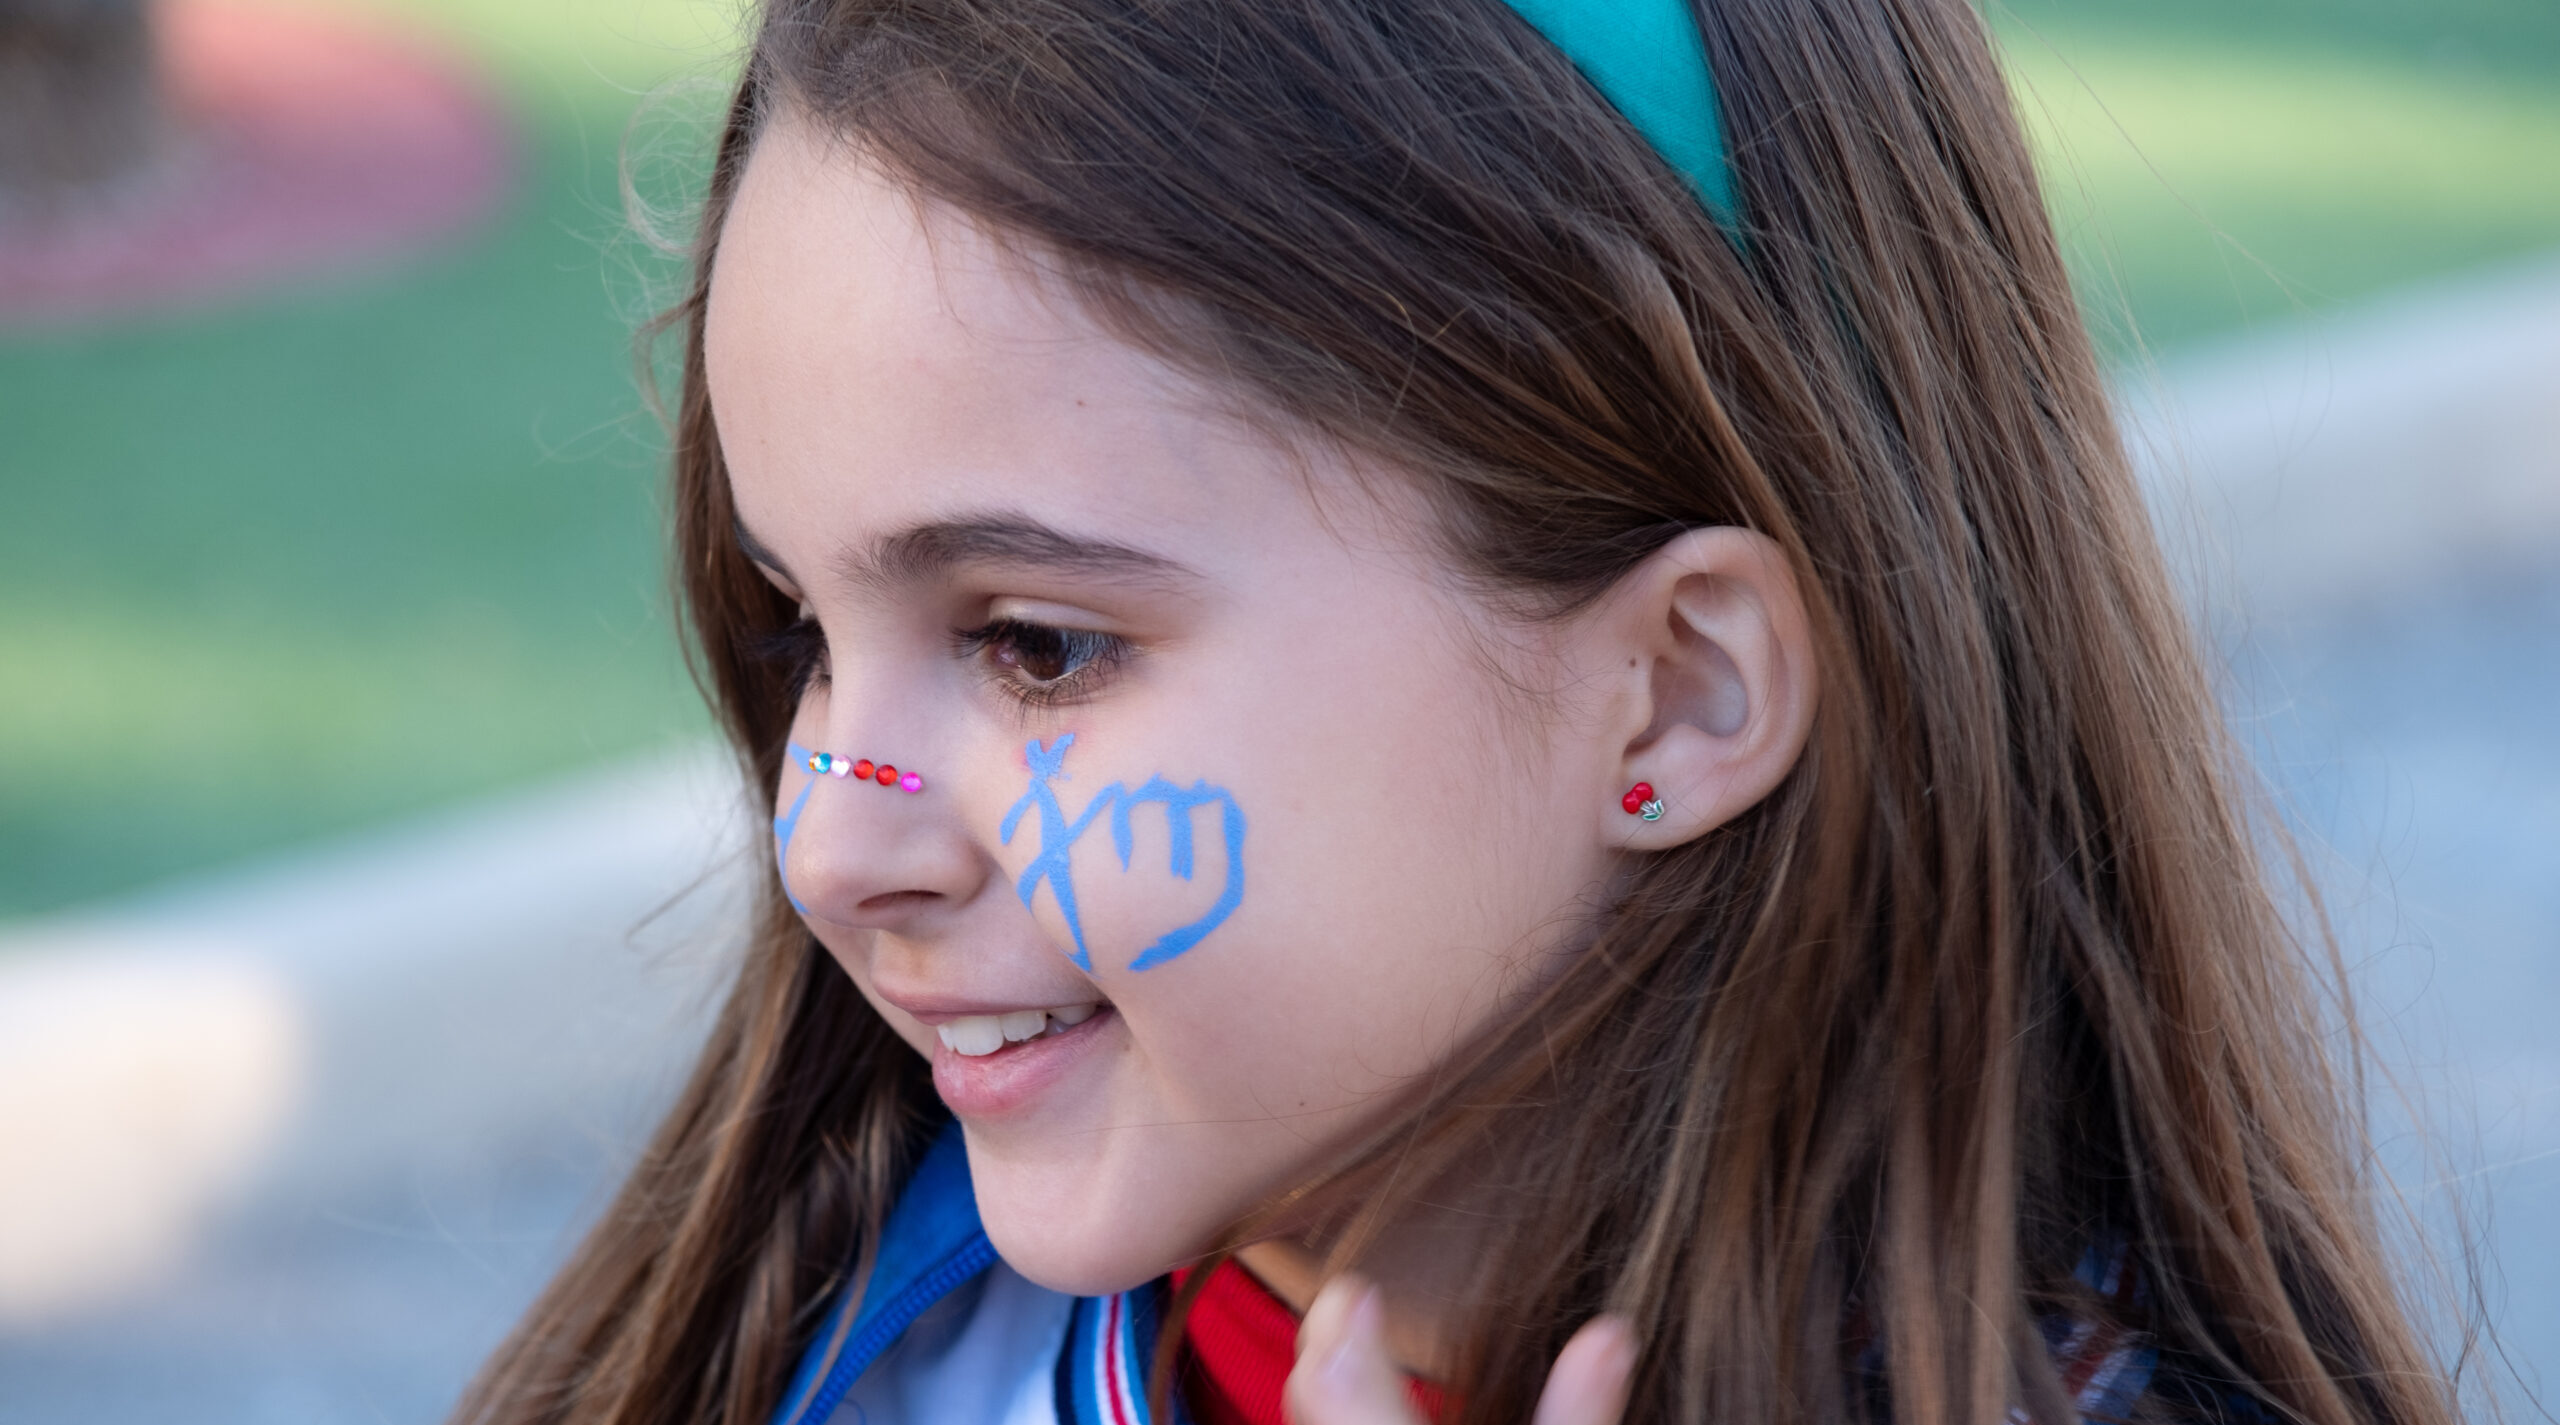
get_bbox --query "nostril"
[856,890,940,917]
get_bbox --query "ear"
[1588,527,1818,850]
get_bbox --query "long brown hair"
[456,2,2459,1423]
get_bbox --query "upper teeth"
[935,1003,1100,1057]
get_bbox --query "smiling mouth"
[934,1002,1108,1057]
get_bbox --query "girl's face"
[708,116,1636,1295]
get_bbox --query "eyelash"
[750,616,830,701]
[954,617,1130,707]
[749,615,1129,709]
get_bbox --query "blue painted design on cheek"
[1113,778,1247,972]
[1001,734,1121,971]
[1000,736,1248,973]
[774,741,819,914]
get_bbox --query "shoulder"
[2030,1243,2286,1425]
[2033,1301,2160,1422]
[2133,1353,2292,1425]
[2040,1238,2162,1421]
[1849,1240,2263,1425]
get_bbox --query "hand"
[1283,1275,1636,1425]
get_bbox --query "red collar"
[1174,1261,1450,1425]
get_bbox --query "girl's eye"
[748,615,829,700]
[956,618,1128,704]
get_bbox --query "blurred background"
[0,0,2553,1418]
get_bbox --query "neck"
[1231,1209,1483,1383]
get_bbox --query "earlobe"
[1601,527,1817,850]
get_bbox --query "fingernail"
[1321,1286,1382,1389]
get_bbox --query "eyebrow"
[732,512,1200,593]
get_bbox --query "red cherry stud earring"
[1621,781,1665,822]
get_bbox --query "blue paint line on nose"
[774,741,818,914]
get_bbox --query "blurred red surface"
[0,0,512,326]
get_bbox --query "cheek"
[831,948,941,1064]
[1060,809,1243,975]
[1090,766,1575,1177]
[1042,684,1584,1114]
[991,731,1251,978]
[1157,757,1554,1084]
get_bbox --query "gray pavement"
[0,750,755,1421]
[2130,254,2560,1407]
[2,254,2555,1420]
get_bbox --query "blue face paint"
[775,740,820,914]
[998,734,1119,971]
[1000,734,1248,972]
[1110,777,1248,970]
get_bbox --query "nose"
[774,739,986,932]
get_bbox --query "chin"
[976,1197,1188,1297]
[965,1140,1215,1296]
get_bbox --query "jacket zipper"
[791,1235,1002,1425]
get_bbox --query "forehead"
[710,112,1152,427]
[704,111,1304,573]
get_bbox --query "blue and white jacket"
[769,1124,1185,1425]
[767,1124,2170,1425]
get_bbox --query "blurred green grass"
[0,0,737,911]
[1999,0,2560,351]
[3,0,2557,915]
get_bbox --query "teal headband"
[1499,0,1739,223]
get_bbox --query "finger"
[1529,1316,1637,1425]
[1285,1276,1426,1425]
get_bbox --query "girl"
[459,1,2459,1423]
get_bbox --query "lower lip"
[930,1008,1116,1118]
